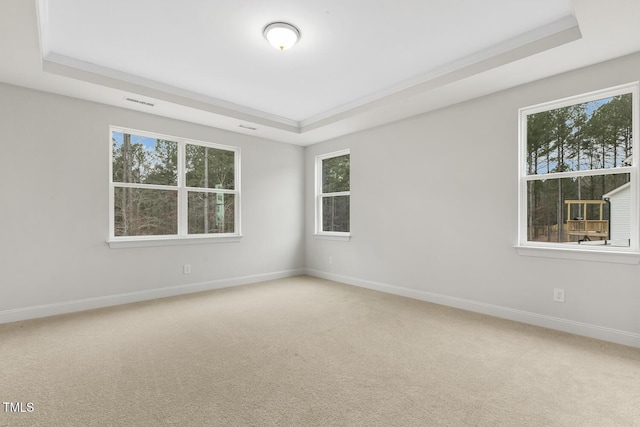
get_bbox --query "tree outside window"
[110,127,239,241]
[519,83,637,251]
[316,150,350,234]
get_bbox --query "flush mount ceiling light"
[263,22,300,51]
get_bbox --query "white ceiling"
[2,0,640,145]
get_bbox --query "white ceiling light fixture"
[263,22,300,51]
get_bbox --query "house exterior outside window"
[517,83,639,263]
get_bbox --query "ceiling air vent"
[123,96,155,107]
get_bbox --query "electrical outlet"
[553,288,565,303]
[328,256,333,265]
[183,264,191,274]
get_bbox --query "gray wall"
[0,83,305,320]
[3,52,640,347]
[305,52,640,347]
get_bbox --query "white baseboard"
[0,269,305,324]
[305,269,640,349]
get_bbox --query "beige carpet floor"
[1,275,639,426]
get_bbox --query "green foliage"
[526,94,633,242]
[113,188,177,236]
[112,137,177,185]
[321,154,350,232]
[112,133,236,237]
[322,154,350,193]
[186,144,235,190]
[527,94,632,174]
[187,193,235,234]
[322,195,350,232]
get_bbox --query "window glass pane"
[185,144,235,190]
[113,188,178,236]
[188,192,235,234]
[322,195,350,232]
[526,173,630,246]
[526,94,632,175]
[322,154,350,193]
[112,132,178,185]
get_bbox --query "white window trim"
[315,149,351,239]
[108,126,241,247]
[107,235,241,249]
[516,82,640,263]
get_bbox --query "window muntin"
[316,150,350,235]
[519,83,638,252]
[110,127,240,241]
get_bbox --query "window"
[518,83,638,259]
[316,150,350,236]
[109,126,240,245]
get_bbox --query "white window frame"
[108,126,241,248]
[315,149,351,240]
[516,82,640,264]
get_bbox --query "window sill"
[514,244,640,264]
[314,233,351,242]
[107,235,242,249]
